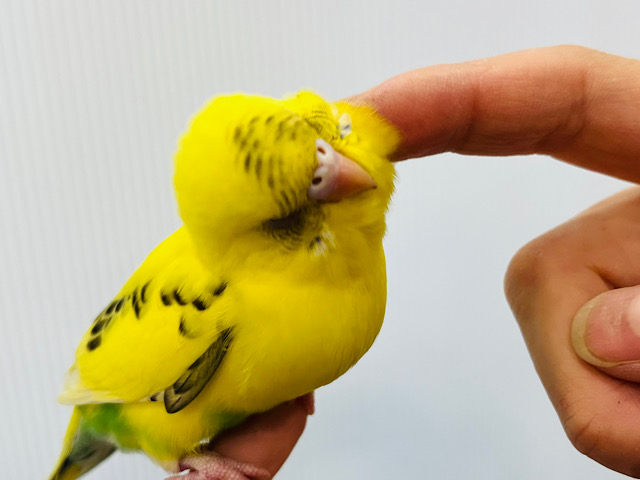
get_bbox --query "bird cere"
[49,91,400,480]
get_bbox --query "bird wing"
[58,228,234,413]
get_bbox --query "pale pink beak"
[308,139,377,202]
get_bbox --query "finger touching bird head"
[173,91,399,266]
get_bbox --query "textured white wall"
[2,1,639,478]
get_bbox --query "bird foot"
[166,452,271,480]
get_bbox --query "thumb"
[573,285,640,382]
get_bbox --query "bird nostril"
[312,176,323,185]
[317,146,326,155]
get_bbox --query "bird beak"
[308,139,377,202]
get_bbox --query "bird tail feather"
[48,407,116,480]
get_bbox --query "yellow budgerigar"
[49,91,399,480]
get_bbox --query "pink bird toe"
[165,452,271,480]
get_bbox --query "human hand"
[507,186,640,477]
[349,45,640,476]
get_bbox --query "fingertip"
[296,392,315,415]
[571,295,617,368]
[572,286,640,381]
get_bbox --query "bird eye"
[338,113,352,139]
[264,208,306,234]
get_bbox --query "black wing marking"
[163,327,234,414]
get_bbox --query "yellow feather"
[50,90,400,477]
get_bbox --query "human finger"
[349,45,640,183]
[505,187,640,477]
[573,285,640,383]
[210,394,313,476]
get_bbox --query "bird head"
[174,91,399,269]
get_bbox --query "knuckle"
[504,235,558,321]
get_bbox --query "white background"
[2,1,639,479]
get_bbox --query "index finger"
[349,45,640,183]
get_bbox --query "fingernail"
[572,289,640,367]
